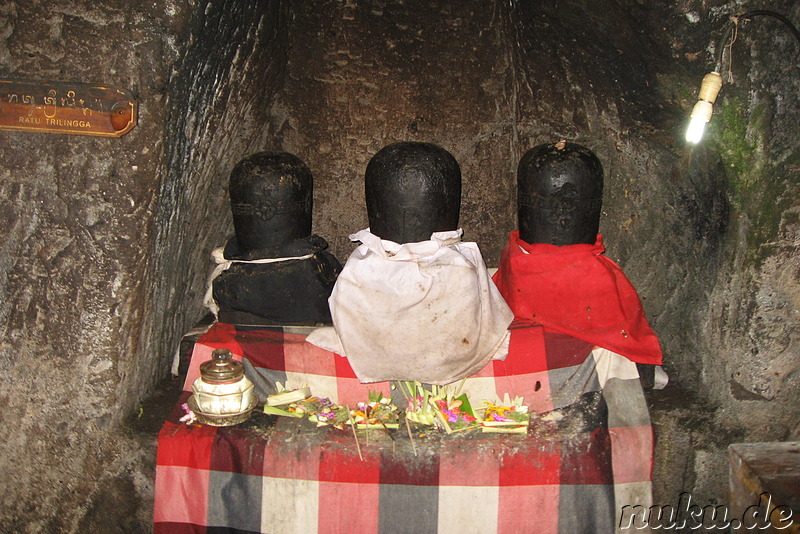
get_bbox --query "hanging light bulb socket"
[686,71,723,143]
[685,10,800,144]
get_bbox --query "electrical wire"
[715,9,800,74]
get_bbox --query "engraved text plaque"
[0,79,137,137]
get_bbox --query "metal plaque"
[0,79,137,137]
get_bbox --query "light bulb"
[686,72,723,144]
[685,116,708,143]
[686,100,713,143]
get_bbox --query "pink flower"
[179,403,197,425]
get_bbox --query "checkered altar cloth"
[155,322,653,534]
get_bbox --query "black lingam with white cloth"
[209,152,341,325]
[308,142,513,384]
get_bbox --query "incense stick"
[405,416,418,456]
[346,405,363,461]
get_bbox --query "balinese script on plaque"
[0,79,137,137]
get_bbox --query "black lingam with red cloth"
[493,141,663,365]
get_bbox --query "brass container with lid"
[191,348,255,419]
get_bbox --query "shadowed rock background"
[0,0,797,531]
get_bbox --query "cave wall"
[0,1,189,530]
[0,0,289,530]
[692,0,800,501]
[274,0,516,263]
[0,0,798,530]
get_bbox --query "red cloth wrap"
[492,231,662,365]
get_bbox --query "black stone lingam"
[516,141,657,385]
[365,141,461,243]
[212,152,342,325]
[517,141,603,246]
[317,141,512,385]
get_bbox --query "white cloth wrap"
[307,228,514,385]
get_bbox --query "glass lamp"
[686,71,723,144]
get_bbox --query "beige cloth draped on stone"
[306,228,513,385]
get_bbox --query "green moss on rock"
[710,95,795,267]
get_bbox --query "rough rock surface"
[0,0,798,531]
[274,0,517,262]
[0,1,187,531]
[0,0,287,530]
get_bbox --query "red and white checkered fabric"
[155,322,653,533]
